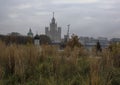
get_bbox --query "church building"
[45,13,61,43]
[27,28,33,37]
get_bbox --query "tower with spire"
[45,12,61,43]
[27,28,33,37]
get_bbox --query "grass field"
[0,41,120,85]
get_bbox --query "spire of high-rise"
[53,12,54,18]
[51,12,55,24]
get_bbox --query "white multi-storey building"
[45,13,61,43]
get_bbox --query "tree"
[39,35,51,45]
[96,41,102,53]
[66,34,82,49]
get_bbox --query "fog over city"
[0,0,120,39]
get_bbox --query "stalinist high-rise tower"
[45,12,61,43]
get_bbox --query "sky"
[0,0,120,39]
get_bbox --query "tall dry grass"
[0,40,119,85]
[0,41,40,84]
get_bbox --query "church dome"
[34,34,39,39]
[27,28,33,37]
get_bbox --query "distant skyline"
[0,0,120,38]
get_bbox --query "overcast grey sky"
[0,0,120,38]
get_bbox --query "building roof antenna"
[67,24,70,41]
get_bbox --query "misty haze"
[0,0,120,85]
[0,0,120,38]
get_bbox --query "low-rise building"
[79,36,109,50]
[110,38,120,44]
[34,34,40,45]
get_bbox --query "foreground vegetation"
[0,40,120,85]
